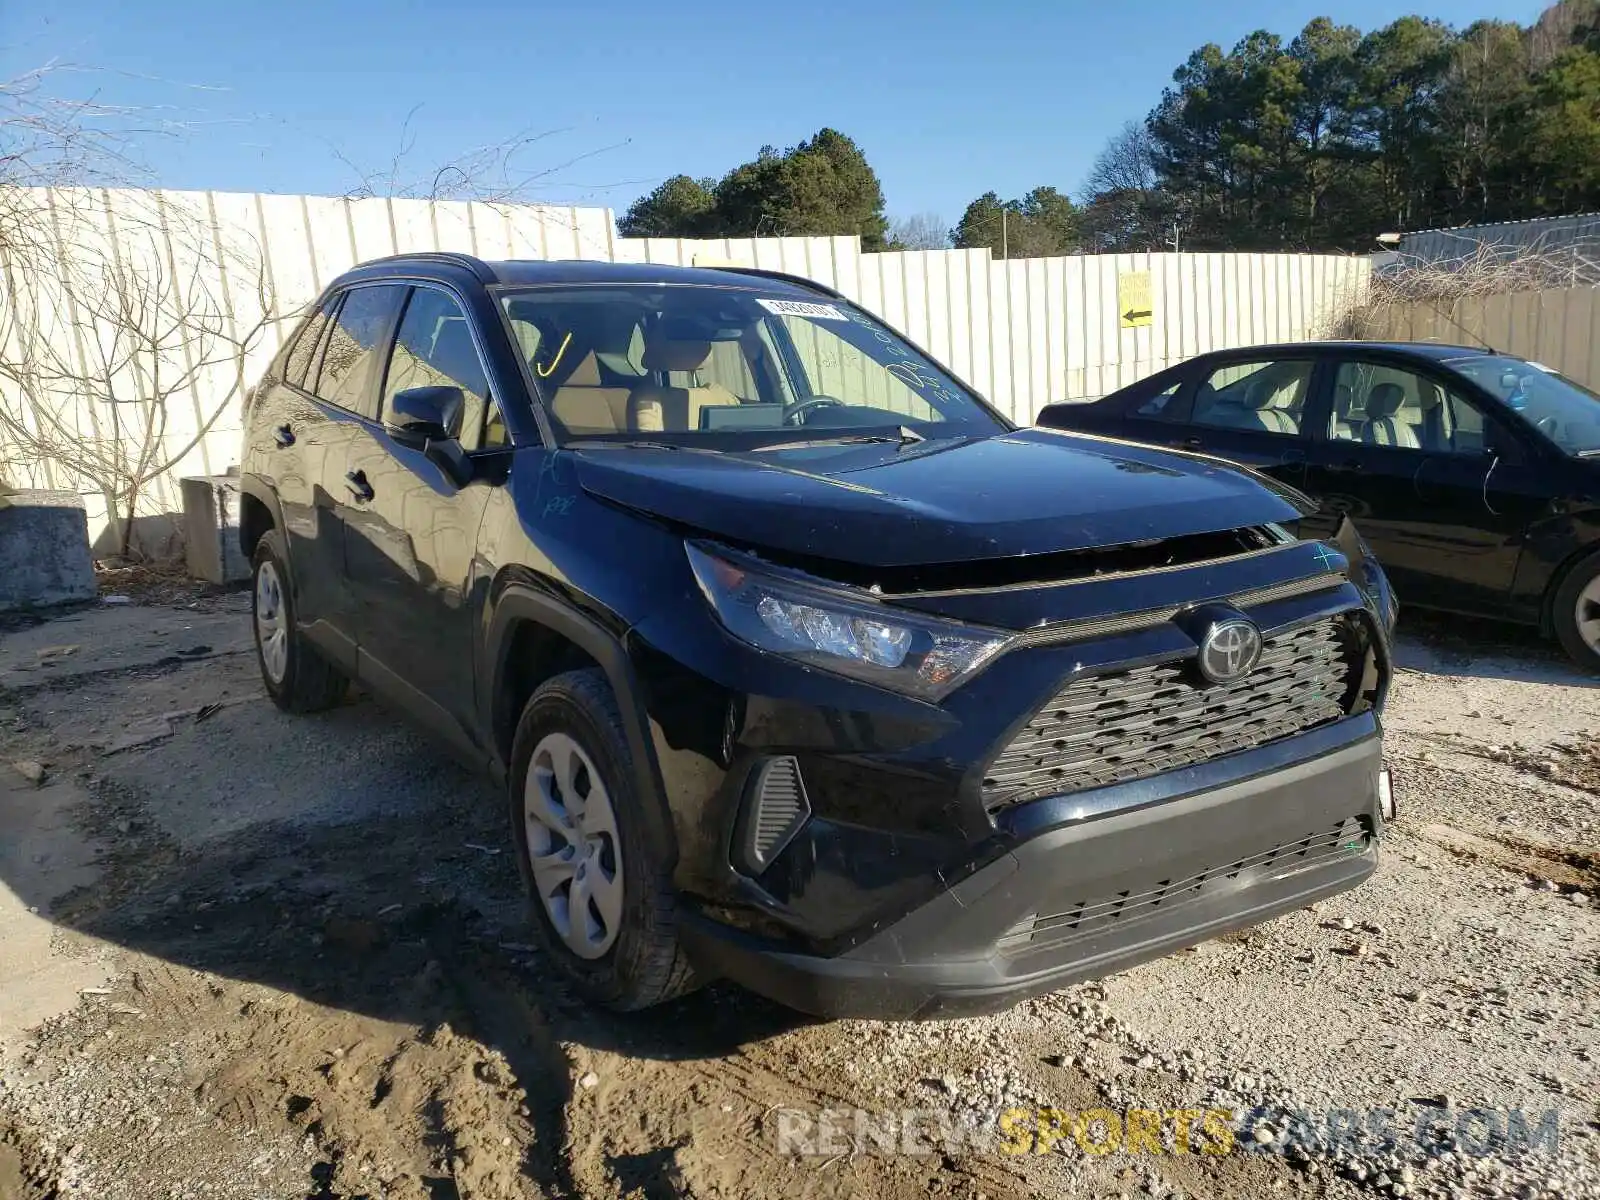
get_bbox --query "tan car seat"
[627,337,741,432]
[1241,374,1300,434]
[1363,383,1420,448]
[548,351,635,434]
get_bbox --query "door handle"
[273,423,295,448]
[1325,459,1364,475]
[1177,436,1204,449]
[344,469,374,502]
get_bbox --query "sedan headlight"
[686,542,1011,699]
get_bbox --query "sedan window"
[1192,361,1313,437]
[1133,382,1182,418]
[1330,362,1487,456]
[1449,355,1600,455]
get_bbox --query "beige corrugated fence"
[1355,288,1600,388]
[0,186,1371,547]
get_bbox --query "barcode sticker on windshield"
[757,298,850,321]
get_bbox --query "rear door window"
[284,299,337,391]
[313,284,407,418]
[1192,360,1314,437]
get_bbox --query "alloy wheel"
[523,731,624,959]
[255,559,289,685]
[1576,574,1600,655]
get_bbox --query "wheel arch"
[486,586,678,867]
[236,474,284,562]
[1539,536,1600,637]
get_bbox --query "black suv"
[239,253,1397,1019]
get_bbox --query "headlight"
[686,542,1011,699]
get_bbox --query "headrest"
[642,338,711,372]
[1367,383,1405,418]
[1243,375,1280,410]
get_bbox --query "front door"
[340,284,511,758]
[1302,358,1547,614]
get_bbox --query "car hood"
[568,428,1308,569]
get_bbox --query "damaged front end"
[628,514,1394,1016]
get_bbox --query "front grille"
[982,616,1355,813]
[997,818,1371,956]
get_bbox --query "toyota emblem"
[1196,618,1263,683]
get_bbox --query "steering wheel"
[783,395,846,426]
[1536,415,1560,439]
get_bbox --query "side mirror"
[385,385,471,486]
[387,385,465,447]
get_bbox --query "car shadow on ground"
[2,666,812,1198]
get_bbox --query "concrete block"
[0,490,97,612]
[180,475,251,585]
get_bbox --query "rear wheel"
[1552,549,1600,673]
[251,530,348,712]
[509,668,696,1010]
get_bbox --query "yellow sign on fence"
[1119,271,1153,328]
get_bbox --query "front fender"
[481,583,678,870]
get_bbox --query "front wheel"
[508,668,696,1010]
[1551,549,1600,673]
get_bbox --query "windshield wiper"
[566,438,684,451]
[751,425,928,453]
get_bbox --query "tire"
[508,667,697,1011]
[251,530,348,713]
[1552,548,1600,674]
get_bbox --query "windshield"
[1450,354,1600,454]
[497,284,1004,444]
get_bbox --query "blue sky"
[3,0,1545,224]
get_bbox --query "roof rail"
[717,266,846,301]
[355,250,497,284]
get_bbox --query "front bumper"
[680,730,1385,1019]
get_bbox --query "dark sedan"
[1036,342,1600,669]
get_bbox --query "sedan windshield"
[1450,354,1600,454]
[497,284,1004,444]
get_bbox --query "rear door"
[254,286,404,666]
[1185,355,1324,495]
[295,283,410,662]
[341,283,512,758]
[1303,356,1548,613]
[245,298,339,634]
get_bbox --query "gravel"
[1,602,1596,1199]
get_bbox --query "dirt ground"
[0,592,1595,1200]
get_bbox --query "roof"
[1396,213,1600,267]
[338,252,832,297]
[1399,211,1600,238]
[1187,340,1496,361]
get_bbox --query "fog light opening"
[733,756,811,877]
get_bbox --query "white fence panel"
[1,185,1369,550]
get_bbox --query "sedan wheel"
[1575,574,1600,657]
[523,731,624,960]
